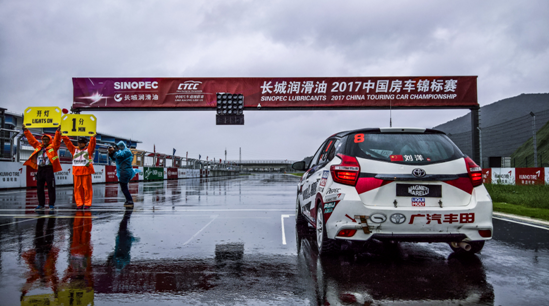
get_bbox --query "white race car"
[292,128,493,255]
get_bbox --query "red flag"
[390,155,403,162]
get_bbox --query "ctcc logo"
[177,81,202,90]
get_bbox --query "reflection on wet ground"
[0,174,548,305]
[296,225,494,305]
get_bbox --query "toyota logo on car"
[412,168,426,178]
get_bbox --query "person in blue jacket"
[108,141,140,208]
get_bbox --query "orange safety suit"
[24,130,62,172]
[62,136,96,207]
[61,210,94,290]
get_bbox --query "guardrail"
[226,160,296,164]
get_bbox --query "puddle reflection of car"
[295,226,494,305]
[293,128,493,256]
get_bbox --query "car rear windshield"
[345,132,464,164]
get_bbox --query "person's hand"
[22,126,28,132]
[57,126,61,132]
[108,147,114,153]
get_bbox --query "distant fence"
[511,151,549,168]
[227,160,296,164]
[447,109,549,168]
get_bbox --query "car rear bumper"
[326,198,493,242]
[371,233,467,242]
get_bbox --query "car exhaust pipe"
[459,242,472,251]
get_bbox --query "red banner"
[26,167,38,187]
[167,167,178,179]
[131,166,139,181]
[105,165,117,183]
[482,169,491,184]
[73,76,478,110]
[515,168,544,185]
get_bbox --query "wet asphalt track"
[0,174,548,305]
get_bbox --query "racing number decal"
[354,134,364,143]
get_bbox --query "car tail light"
[337,229,357,237]
[330,154,360,186]
[478,229,492,238]
[465,156,483,187]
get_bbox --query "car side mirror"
[292,161,307,171]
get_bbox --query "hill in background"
[433,93,549,166]
[434,93,549,133]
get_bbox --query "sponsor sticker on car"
[319,170,329,187]
[324,202,336,213]
[324,192,345,202]
[396,184,442,197]
[412,197,426,207]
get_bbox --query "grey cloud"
[0,0,547,160]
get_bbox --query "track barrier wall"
[0,162,235,189]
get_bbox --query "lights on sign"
[216,93,244,115]
[216,93,244,125]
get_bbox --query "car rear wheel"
[316,206,339,255]
[295,197,307,227]
[449,240,485,255]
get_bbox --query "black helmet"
[77,137,88,144]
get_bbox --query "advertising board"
[515,167,544,185]
[26,165,73,187]
[0,162,25,188]
[167,167,178,179]
[491,168,515,185]
[105,165,118,183]
[131,166,140,181]
[54,165,73,186]
[143,167,163,181]
[92,165,105,183]
[482,168,491,184]
[73,76,478,110]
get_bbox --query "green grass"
[484,184,549,209]
[485,184,549,221]
[288,173,305,177]
[493,202,549,222]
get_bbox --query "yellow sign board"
[21,288,94,306]
[23,107,62,128]
[61,114,97,136]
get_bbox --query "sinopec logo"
[177,81,202,91]
[114,81,159,90]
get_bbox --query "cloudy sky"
[1,0,548,161]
